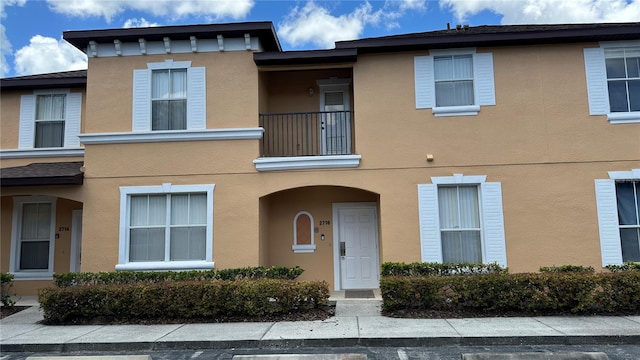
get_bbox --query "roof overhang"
[254,48,357,66]
[336,23,640,54]
[0,70,87,90]
[1,162,84,186]
[63,21,282,52]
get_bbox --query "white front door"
[334,203,379,289]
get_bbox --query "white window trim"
[415,48,495,117]
[584,41,640,124]
[116,183,215,271]
[253,154,361,172]
[10,196,56,280]
[595,168,640,266]
[79,128,263,145]
[417,174,507,267]
[293,211,316,253]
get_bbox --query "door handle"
[339,242,346,257]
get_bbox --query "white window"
[417,174,507,266]
[132,60,206,132]
[584,41,640,124]
[10,196,56,279]
[293,211,316,253]
[117,183,214,271]
[595,169,640,265]
[414,49,495,117]
[18,90,82,150]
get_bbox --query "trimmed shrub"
[381,262,507,277]
[380,271,640,315]
[39,278,329,324]
[54,266,304,288]
[606,262,640,272]
[539,265,595,273]
[0,273,16,307]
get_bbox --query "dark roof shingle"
[1,161,84,186]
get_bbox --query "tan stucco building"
[2,22,639,296]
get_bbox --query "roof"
[64,21,282,52]
[1,161,84,186]
[336,22,640,53]
[0,70,87,90]
[254,48,357,66]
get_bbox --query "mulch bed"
[42,305,336,325]
[0,306,29,319]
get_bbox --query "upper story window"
[35,94,65,147]
[18,90,82,150]
[414,49,495,117]
[584,41,640,124]
[434,55,474,107]
[152,69,187,130]
[132,60,206,132]
[605,48,640,113]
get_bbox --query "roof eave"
[254,49,358,66]
[0,77,87,90]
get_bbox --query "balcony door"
[319,79,351,155]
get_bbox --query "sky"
[1,0,639,78]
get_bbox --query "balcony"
[259,111,354,157]
[254,111,360,171]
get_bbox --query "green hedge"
[606,262,640,272]
[54,266,304,287]
[381,262,507,277]
[380,272,640,315]
[0,273,15,307]
[539,265,595,273]
[39,278,329,324]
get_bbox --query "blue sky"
[1,0,639,78]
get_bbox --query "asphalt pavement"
[1,291,639,356]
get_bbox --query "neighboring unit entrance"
[318,79,351,155]
[333,203,379,290]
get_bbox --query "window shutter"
[132,69,151,132]
[583,48,609,116]
[187,66,206,130]
[594,179,623,266]
[417,184,442,263]
[481,182,507,267]
[64,92,82,148]
[414,56,434,109]
[473,53,496,106]
[18,95,36,149]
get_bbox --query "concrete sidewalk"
[2,293,640,353]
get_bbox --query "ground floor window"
[117,183,215,271]
[595,169,640,265]
[417,174,507,266]
[10,196,56,279]
[616,181,640,262]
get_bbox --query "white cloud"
[396,0,427,11]
[46,0,254,22]
[440,0,640,24]
[123,17,160,28]
[278,1,388,48]
[1,0,27,77]
[13,35,87,76]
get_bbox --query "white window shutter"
[474,53,496,106]
[187,66,206,130]
[594,179,623,266]
[414,56,434,109]
[583,48,609,116]
[18,95,36,149]
[64,92,82,148]
[132,69,151,132]
[481,182,507,267]
[418,184,442,263]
